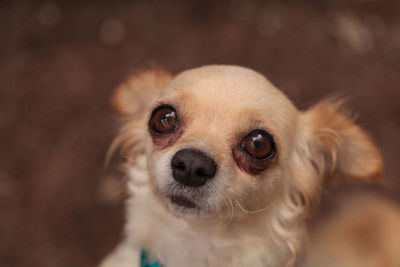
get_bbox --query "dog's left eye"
[149,105,178,134]
[241,130,276,160]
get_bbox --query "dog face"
[111,65,382,222]
[144,66,298,218]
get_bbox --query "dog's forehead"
[167,65,278,96]
[161,65,298,133]
[166,66,292,105]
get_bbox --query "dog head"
[111,65,382,223]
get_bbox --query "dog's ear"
[274,100,382,258]
[111,67,172,116]
[284,99,383,217]
[299,99,383,183]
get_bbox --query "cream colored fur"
[301,194,400,267]
[100,65,382,267]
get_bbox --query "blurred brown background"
[1,0,399,266]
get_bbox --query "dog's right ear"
[111,67,172,116]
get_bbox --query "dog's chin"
[156,189,212,219]
[169,195,197,209]
[162,194,205,218]
[153,181,219,219]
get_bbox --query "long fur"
[100,65,382,267]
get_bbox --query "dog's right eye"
[149,105,178,134]
[241,130,276,160]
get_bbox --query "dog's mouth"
[169,195,197,209]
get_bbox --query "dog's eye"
[241,130,275,160]
[149,105,178,134]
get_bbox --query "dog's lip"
[169,195,197,209]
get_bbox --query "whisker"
[215,197,234,229]
[233,196,271,214]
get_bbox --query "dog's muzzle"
[171,149,217,187]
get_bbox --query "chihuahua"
[100,65,382,267]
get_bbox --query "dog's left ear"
[111,67,172,116]
[299,99,383,183]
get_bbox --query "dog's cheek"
[151,150,175,188]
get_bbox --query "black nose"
[171,149,217,187]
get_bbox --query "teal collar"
[140,250,162,267]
